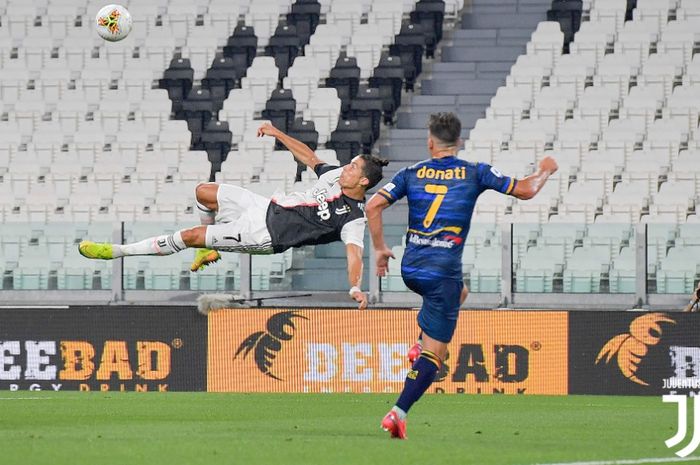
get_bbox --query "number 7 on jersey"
[423,184,448,228]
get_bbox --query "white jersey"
[266,164,366,253]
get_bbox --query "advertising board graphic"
[208,309,568,394]
[0,307,207,392]
[569,312,700,395]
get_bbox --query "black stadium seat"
[546,0,582,53]
[159,57,194,113]
[265,24,302,80]
[287,118,319,180]
[179,88,215,144]
[348,86,383,151]
[201,56,238,109]
[288,118,318,151]
[262,88,297,140]
[223,25,258,78]
[199,120,232,172]
[326,55,361,114]
[326,119,362,165]
[369,54,405,124]
[390,22,426,91]
[286,0,321,46]
[409,0,445,58]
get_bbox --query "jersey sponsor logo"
[490,167,503,177]
[335,205,351,215]
[407,233,457,249]
[443,234,463,245]
[313,188,331,220]
[383,182,396,192]
[416,166,467,180]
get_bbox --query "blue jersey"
[377,156,517,280]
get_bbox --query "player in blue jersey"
[366,112,558,439]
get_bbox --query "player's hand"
[375,247,395,277]
[539,156,558,175]
[257,122,280,138]
[352,290,368,310]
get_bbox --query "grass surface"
[0,392,690,465]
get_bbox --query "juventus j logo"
[664,395,700,457]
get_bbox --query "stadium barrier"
[1,308,697,395]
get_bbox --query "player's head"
[428,112,462,153]
[339,154,389,192]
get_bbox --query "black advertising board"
[0,307,207,392]
[569,311,700,395]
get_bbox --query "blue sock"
[395,350,441,415]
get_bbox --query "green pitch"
[0,392,691,465]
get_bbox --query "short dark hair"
[428,112,462,146]
[359,154,389,190]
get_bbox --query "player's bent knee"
[421,333,449,361]
[180,226,208,248]
[195,183,219,211]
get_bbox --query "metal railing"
[0,222,696,310]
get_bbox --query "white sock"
[114,231,187,257]
[196,200,216,225]
[391,406,407,420]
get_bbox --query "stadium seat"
[326,119,362,165]
[265,24,302,79]
[246,0,284,47]
[326,2,363,44]
[241,57,280,112]
[220,88,256,143]
[286,0,322,45]
[283,56,321,110]
[305,25,344,77]
[303,88,341,144]
[223,25,258,78]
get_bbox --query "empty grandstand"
[0,0,697,311]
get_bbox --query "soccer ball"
[95,4,132,42]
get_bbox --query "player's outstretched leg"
[79,226,208,261]
[191,183,221,271]
[382,334,446,440]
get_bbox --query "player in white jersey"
[79,123,389,308]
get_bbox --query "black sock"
[395,350,440,414]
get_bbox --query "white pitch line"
[0,306,69,309]
[530,457,700,465]
[0,397,56,400]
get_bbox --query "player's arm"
[366,193,395,278]
[684,284,700,312]
[366,170,407,277]
[257,122,322,169]
[346,243,367,310]
[511,156,558,200]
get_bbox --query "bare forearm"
[348,259,362,288]
[366,194,391,250]
[514,168,552,200]
[274,131,319,168]
[366,209,387,251]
